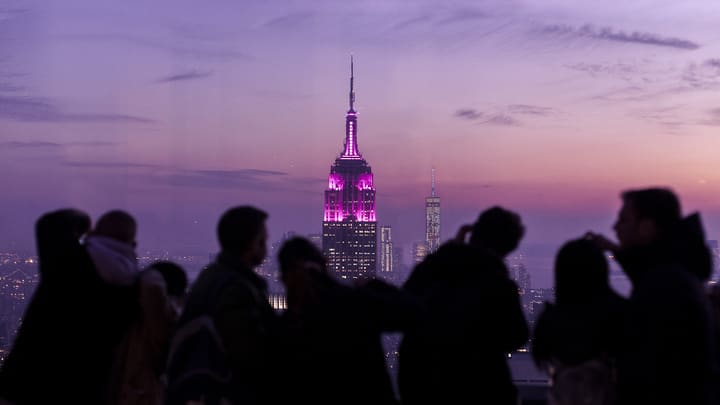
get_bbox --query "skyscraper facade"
[425,168,441,253]
[322,58,377,280]
[380,226,393,274]
[413,241,429,264]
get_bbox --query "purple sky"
[1,0,719,286]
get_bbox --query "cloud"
[705,59,720,68]
[482,114,521,126]
[437,9,488,25]
[195,169,288,177]
[0,83,23,92]
[680,62,720,91]
[539,24,700,50]
[0,95,154,123]
[565,62,638,77]
[63,161,158,168]
[0,140,116,151]
[150,168,322,194]
[699,108,720,126]
[392,15,432,30]
[62,34,250,61]
[456,105,552,125]
[507,104,554,116]
[0,141,63,149]
[156,70,212,83]
[455,109,484,120]
[263,12,313,28]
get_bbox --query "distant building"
[413,241,429,264]
[709,240,719,280]
[509,262,531,295]
[425,168,441,253]
[307,233,322,250]
[380,226,393,274]
[322,57,377,280]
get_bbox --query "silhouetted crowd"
[1,187,719,405]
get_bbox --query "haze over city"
[1,0,719,287]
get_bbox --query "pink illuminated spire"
[349,55,355,111]
[342,55,361,159]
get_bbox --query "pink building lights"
[322,57,378,279]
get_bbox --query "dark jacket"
[0,209,137,404]
[178,253,278,405]
[399,241,529,405]
[532,292,627,368]
[615,234,718,405]
[278,274,421,405]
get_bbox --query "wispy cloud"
[565,62,638,78]
[539,24,700,50]
[0,83,23,92]
[507,104,554,116]
[0,141,116,150]
[392,15,432,31]
[455,109,484,120]
[680,62,720,91]
[699,108,720,126]
[63,161,158,168]
[705,59,720,69]
[263,12,313,29]
[62,34,250,61]
[156,70,212,83]
[150,168,322,193]
[483,114,521,126]
[0,141,63,149]
[0,95,154,123]
[437,9,488,25]
[456,104,553,126]
[195,169,288,177]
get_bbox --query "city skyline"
[1,1,719,287]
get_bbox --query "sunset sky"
[1,0,719,284]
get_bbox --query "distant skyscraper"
[709,240,719,280]
[425,167,441,253]
[307,233,322,249]
[510,262,531,295]
[322,57,377,280]
[413,241,429,264]
[380,226,393,274]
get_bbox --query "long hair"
[555,238,611,306]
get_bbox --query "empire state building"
[322,57,377,280]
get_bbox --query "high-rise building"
[322,57,377,280]
[413,241,429,264]
[380,226,393,274]
[425,167,441,253]
[307,233,322,250]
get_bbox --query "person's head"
[614,188,681,248]
[148,261,188,298]
[94,210,137,247]
[469,206,524,258]
[278,237,326,284]
[555,238,610,305]
[35,208,91,264]
[217,206,268,267]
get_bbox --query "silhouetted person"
[399,206,529,405]
[86,210,140,286]
[532,238,627,405]
[0,209,137,404]
[587,188,719,405]
[174,206,276,405]
[108,261,188,405]
[276,237,421,405]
